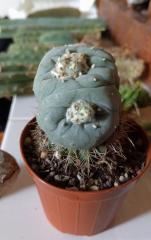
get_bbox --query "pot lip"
[20,117,151,196]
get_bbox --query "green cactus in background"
[39,31,76,46]
[0,18,106,39]
[33,45,121,150]
[0,17,106,97]
[120,81,151,111]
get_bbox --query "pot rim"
[20,117,151,196]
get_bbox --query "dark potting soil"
[23,118,148,191]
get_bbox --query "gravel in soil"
[23,118,148,191]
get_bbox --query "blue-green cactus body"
[33,45,121,149]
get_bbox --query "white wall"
[0,0,80,18]
[0,0,96,19]
[0,0,21,17]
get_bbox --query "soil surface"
[23,118,148,191]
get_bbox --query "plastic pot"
[20,118,151,236]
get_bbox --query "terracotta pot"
[20,118,151,236]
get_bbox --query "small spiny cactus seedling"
[33,45,121,150]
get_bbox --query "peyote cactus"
[33,45,121,149]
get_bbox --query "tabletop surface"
[1,96,151,240]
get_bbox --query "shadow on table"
[113,169,151,227]
[2,164,151,230]
[2,164,34,198]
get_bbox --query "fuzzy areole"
[51,51,90,80]
[66,100,95,124]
